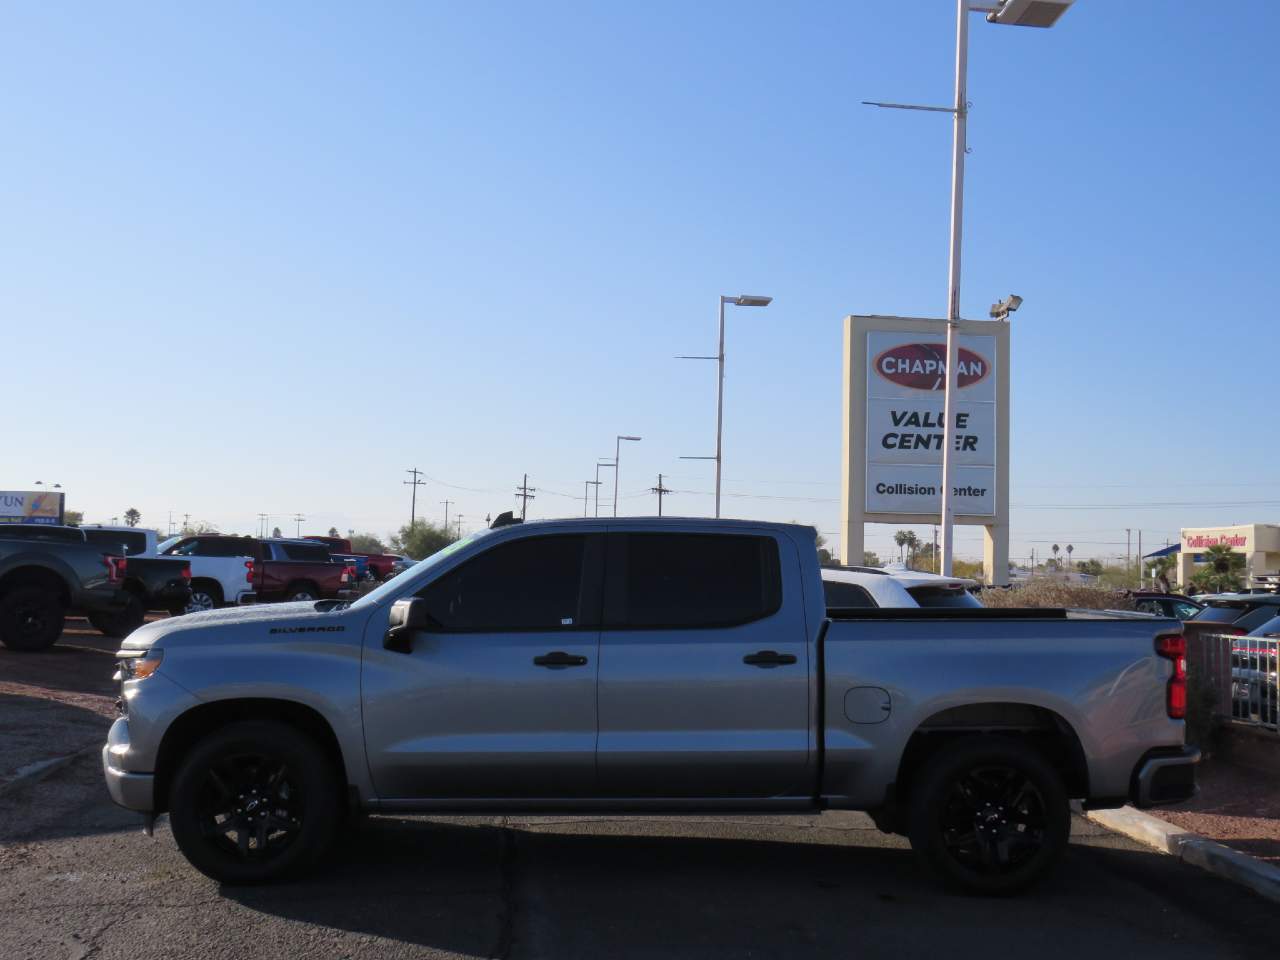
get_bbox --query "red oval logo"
[873,343,990,391]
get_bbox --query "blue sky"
[4,1,1277,564]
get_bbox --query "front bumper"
[1131,745,1200,807]
[102,717,155,812]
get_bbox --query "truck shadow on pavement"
[217,815,1259,959]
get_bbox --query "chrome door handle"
[533,651,588,668]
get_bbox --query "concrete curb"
[0,744,98,798]
[1084,804,1280,903]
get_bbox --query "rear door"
[361,532,604,799]
[595,530,811,799]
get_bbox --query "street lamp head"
[731,295,773,307]
[986,0,1073,28]
[989,294,1023,320]
[619,435,642,442]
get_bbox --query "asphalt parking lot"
[2,626,1276,960]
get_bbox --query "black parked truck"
[0,525,190,649]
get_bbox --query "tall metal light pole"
[613,436,641,517]
[679,294,772,518]
[863,0,1074,574]
[595,460,613,517]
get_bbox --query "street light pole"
[938,0,968,577]
[594,461,613,518]
[613,436,641,517]
[679,295,771,518]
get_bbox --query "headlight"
[120,648,164,681]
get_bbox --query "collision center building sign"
[841,314,1011,582]
[866,331,996,516]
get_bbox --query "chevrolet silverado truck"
[104,517,1197,893]
[0,524,137,650]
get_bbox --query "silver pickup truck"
[103,517,1197,894]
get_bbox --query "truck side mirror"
[384,598,428,653]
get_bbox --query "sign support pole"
[940,0,969,577]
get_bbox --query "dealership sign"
[865,330,997,517]
[0,490,65,525]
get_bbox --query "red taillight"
[181,563,192,581]
[1155,632,1187,720]
[245,559,255,583]
[341,564,355,584]
[105,555,127,582]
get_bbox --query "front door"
[362,532,603,799]
[596,531,812,799]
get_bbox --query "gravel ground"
[1161,731,1280,862]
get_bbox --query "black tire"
[88,593,146,638]
[285,582,319,603]
[185,581,223,614]
[907,736,1070,896]
[0,585,66,652]
[168,721,341,884]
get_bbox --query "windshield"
[349,530,490,610]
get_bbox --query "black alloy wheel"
[908,736,1069,895]
[169,721,340,884]
[0,586,65,651]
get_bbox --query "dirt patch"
[1160,728,1280,863]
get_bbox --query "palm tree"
[1051,543,1060,572]
[1148,554,1177,593]
[1191,545,1245,593]
[904,531,920,568]
[894,530,910,563]
[1066,544,1074,570]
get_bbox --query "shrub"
[979,580,1136,611]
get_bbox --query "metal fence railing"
[1190,633,1278,732]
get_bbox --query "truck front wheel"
[906,736,1070,896]
[0,585,65,651]
[168,721,341,884]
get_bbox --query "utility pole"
[1137,530,1142,587]
[404,467,425,529]
[584,480,601,517]
[168,511,175,536]
[183,513,191,533]
[1126,528,1132,582]
[293,513,305,537]
[257,513,269,538]
[515,474,536,521]
[441,500,453,531]
[650,474,672,516]
[455,515,464,539]
[934,526,940,574]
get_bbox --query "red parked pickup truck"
[252,538,356,603]
[305,535,399,581]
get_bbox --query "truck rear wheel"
[185,581,222,613]
[906,736,1070,896]
[285,582,319,602]
[168,721,341,884]
[88,593,146,638]
[0,585,65,651]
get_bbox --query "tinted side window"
[281,542,330,562]
[1192,604,1250,624]
[418,535,588,632]
[1173,602,1202,619]
[907,586,984,609]
[1134,599,1163,615]
[1236,606,1280,633]
[824,581,876,608]
[609,533,781,629]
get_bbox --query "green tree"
[272,526,283,538]
[350,533,388,554]
[328,526,340,538]
[862,551,881,568]
[64,510,83,527]
[903,531,920,567]
[893,530,909,563]
[1190,545,1244,593]
[124,508,141,527]
[1076,559,1104,577]
[390,520,457,560]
